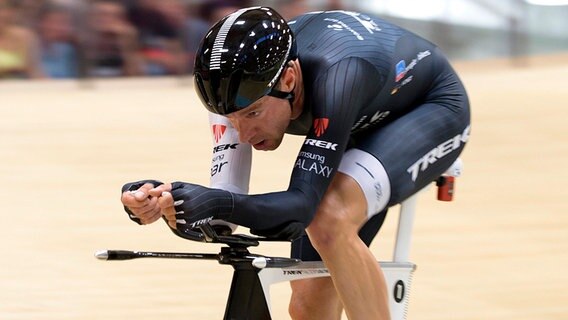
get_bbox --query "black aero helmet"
[194,7,297,115]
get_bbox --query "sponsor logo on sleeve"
[304,139,338,151]
[294,151,333,178]
[211,160,228,177]
[211,143,238,176]
[213,143,238,153]
[313,118,329,137]
[211,153,227,177]
[295,158,333,178]
[395,60,407,82]
[212,124,227,143]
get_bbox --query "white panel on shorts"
[337,148,391,218]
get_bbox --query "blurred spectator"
[127,0,186,76]
[275,0,309,20]
[37,5,79,78]
[0,0,351,80]
[199,0,251,24]
[15,0,48,28]
[85,0,142,77]
[182,2,212,74]
[275,0,346,20]
[0,0,44,79]
[326,0,345,11]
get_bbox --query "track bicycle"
[96,159,463,320]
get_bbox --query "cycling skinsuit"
[207,10,471,260]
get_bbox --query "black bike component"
[224,257,272,320]
[172,225,206,242]
[97,223,302,319]
[96,250,219,261]
[171,223,260,247]
[201,223,260,247]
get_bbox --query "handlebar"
[94,249,219,261]
[172,222,294,248]
[96,222,301,268]
[96,221,301,271]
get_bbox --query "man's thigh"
[355,101,470,206]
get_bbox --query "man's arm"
[208,112,251,232]
[208,112,252,194]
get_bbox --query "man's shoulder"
[290,10,400,33]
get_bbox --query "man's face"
[226,95,291,151]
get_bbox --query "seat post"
[393,192,419,263]
[393,158,463,263]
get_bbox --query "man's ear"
[279,64,296,92]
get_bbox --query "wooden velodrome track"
[1,53,567,320]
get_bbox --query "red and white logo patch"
[313,118,329,137]
[212,124,227,143]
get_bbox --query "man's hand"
[156,191,177,229]
[121,180,170,225]
[159,182,234,230]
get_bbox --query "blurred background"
[0,0,567,80]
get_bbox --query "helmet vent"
[210,7,260,70]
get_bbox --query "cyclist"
[121,7,470,319]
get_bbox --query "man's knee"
[307,173,367,252]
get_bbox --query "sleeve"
[226,58,382,232]
[208,112,252,232]
[208,112,252,194]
